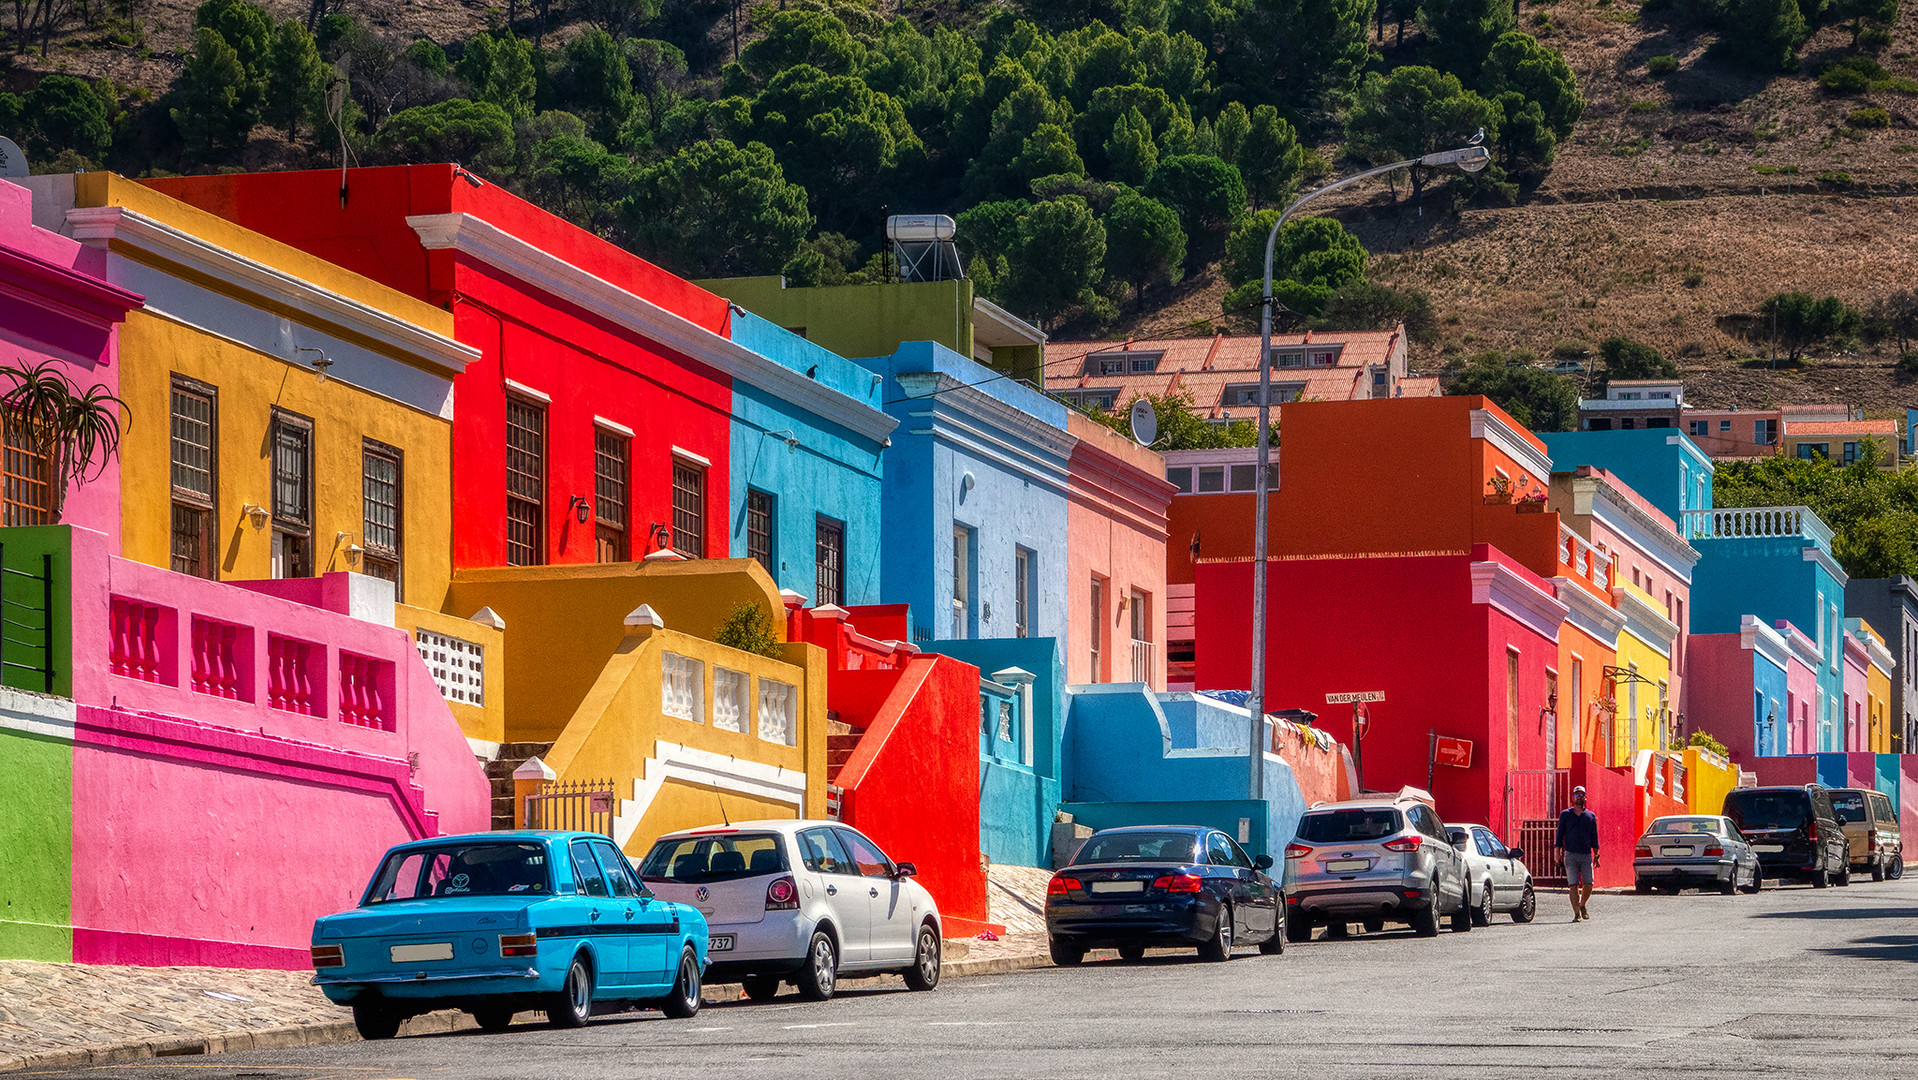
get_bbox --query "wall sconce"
[648,522,672,551]
[764,429,800,449]
[241,503,269,529]
[294,347,333,384]
[569,495,592,525]
[345,543,364,566]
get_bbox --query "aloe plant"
[0,360,128,520]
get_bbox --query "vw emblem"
[695,886,710,902]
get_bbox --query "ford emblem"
[695,886,710,902]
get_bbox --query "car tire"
[1198,904,1234,962]
[1117,943,1146,962]
[1836,859,1852,886]
[657,946,702,1019]
[741,976,781,1002]
[1258,911,1286,955]
[1285,915,1313,943]
[1872,856,1886,882]
[1362,918,1386,934]
[472,1006,515,1032]
[545,955,594,1029]
[794,932,839,1001]
[1410,903,1440,938]
[1741,864,1762,894]
[903,924,941,991]
[352,1004,401,1041]
[1448,894,1472,933]
[1892,851,1905,880]
[1811,864,1831,888]
[1634,879,1651,895]
[1718,873,1737,896]
[1049,937,1086,966]
[1471,881,1492,926]
[1511,884,1537,923]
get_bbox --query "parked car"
[1044,825,1285,964]
[1829,787,1903,881]
[1721,785,1851,888]
[311,832,708,1040]
[638,820,941,1002]
[1631,815,1762,895]
[1285,788,1470,940]
[1444,823,1537,924]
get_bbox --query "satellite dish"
[1129,398,1157,446]
[0,137,27,181]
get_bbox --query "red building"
[147,166,737,570]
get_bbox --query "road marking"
[925,1021,1015,1026]
[686,1027,734,1032]
[783,1022,857,1030]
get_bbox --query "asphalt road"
[27,879,1918,1080]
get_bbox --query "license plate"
[1326,859,1370,872]
[1753,844,1784,853]
[708,934,735,953]
[1661,846,1693,857]
[389,942,453,963]
[1090,880,1145,894]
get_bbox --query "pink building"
[1843,628,1870,751]
[1064,412,1174,687]
[1683,409,1781,459]
[1778,620,1821,755]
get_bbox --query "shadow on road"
[1752,907,1918,921]
[1813,934,1918,963]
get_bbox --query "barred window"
[594,429,629,562]
[3,412,52,526]
[671,459,705,557]
[746,490,774,574]
[169,380,217,579]
[505,397,545,566]
[815,516,844,608]
[270,410,313,579]
[362,441,401,596]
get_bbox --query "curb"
[0,950,1053,1074]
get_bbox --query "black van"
[1721,785,1851,887]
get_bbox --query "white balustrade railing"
[1130,639,1156,684]
[1682,506,1834,549]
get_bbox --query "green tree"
[1313,280,1436,339]
[1236,105,1304,208]
[1012,122,1086,185]
[1102,188,1186,308]
[1105,107,1159,185]
[621,139,814,278]
[1593,335,1678,391]
[546,28,636,146]
[1212,100,1250,163]
[1221,211,1368,320]
[1088,388,1258,448]
[956,199,1031,268]
[523,131,632,235]
[1757,292,1864,361]
[21,76,112,163]
[746,64,923,228]
[1723,0,1807,71]
[1000,195,1109,324]
[173,27,258,160]
[1868,290,1918,354]
[1344,65,1499,199]
[457,31,537,119]
[1144,153,1245,263]
[1419,0,1516,77]
[1490,91,1555,173]
[737,9,865,84]
[1443,352,1578,432]
[376,98,515,168]
[194,0,273,82]
[965,64,1074,200]
[1234,0,1376,110]
[262,20,326,142]
[1480,32,1582,138]
[1715,450,1918,579]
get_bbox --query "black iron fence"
[523,777,616,836]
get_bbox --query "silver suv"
[1283,788,1470,940]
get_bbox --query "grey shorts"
[1564,853,1594,885]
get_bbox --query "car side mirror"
[1255,854,1274,870]
[1452,838,1468,849]
[1508,847,1524,862]
[893,861,917,878]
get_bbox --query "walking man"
[1556,785,1600,921]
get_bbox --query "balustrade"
[189,617,243,699]
[109,597,164,682]
[267,634,320,715]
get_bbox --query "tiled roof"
[1787,420,1898,436]
[1042,328,1407,416]
[1398,377,1443,397]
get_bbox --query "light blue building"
[726,311,895,605]
[930,637,1066,869]
[1540,429,1715,521]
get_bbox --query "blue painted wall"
[727,311,888,604]
[929,636,1065,868]
[1692,535,1849,750]
[1754,649,1789,758]
[1061,685,1307,862]
[860,341,1071,646]
[1541,429,1716,520]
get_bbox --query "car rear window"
[1830,792,1868,823]
[1723,790,1812,831]
[365,843,549,903]
[1296,809,1404,844]
[1071,831,1198,864]
[1648,817,1720,835]
[639,832,790,882]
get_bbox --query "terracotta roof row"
[1786,420,1899,436]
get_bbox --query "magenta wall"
[1689,634,1757,762]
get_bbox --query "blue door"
[568,840,632,992]
[590,840,675,990]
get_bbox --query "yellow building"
[1853,618,1897,753]
[1683,745,1739,817]
[1609,582,1678,764]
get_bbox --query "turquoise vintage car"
[311,831,709,1039]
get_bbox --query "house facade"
[1845,576,1918,752]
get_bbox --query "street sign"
[1325,691,1386,704]
[1434,736,1473,769]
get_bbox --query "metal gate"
[1506,768,1570,885]
[523,778,616,836]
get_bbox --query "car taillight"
[499,933,537,957]
[1381,835,1423,853]
[766,875,799,911]
[1635,846,1653,858]
[310,944,344,969]
[1703,846,1725,857]
[1808,822,1819,842]
[1153,873,1204,893]
[1047,876,1081,896]
[1869,829,1878,845]
[1401,888,1422,899]
[1284,843,1312,859]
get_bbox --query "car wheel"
[1117,943,1146,962]
[1811,864,1831,888]
[903,924,941,991]
[1872,855,1886,882]
[1285,914,1313,943]
[1258,909,1286,955]
[1718,872,1737,896]
[657,946,702,1019]
[741,976,781,1002]
[1448,894,1472,933]
[1471,880,1492,926]
[1892,851,1905,880]
[352,1004,401,1041]
[1323,921,1350,940]
[1634,879,1651,895]
[472,1006,515,1032]
[1362,918,1386,934]
[1048,937,1086,966]
[1835,860,1851,887]
[1511,885,1536,923]
[1198,904,1234,961]
[1410,903,1440,937]
[1741,864,1762,894]
[794,931,839,1001]
[545,955,594,1029]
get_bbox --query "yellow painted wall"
[1868,661,1893,754]
[1683,746,1738,816]
[1611,598,1673,766]
[394,603,507,746]
[445,559,788,744]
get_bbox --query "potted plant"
[0,360,127,523]
[1484,476,1514,504]
[1516,492,1549,513]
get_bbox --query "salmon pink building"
[1064,412,1173,688]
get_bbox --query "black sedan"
[1045,826,1285,964]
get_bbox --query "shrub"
[1858,26,1893,50]
[1819,55,1884,93]
[1818,169,1856,186]
[1684,270,1705,287]
[714,601,784,658]
[1647,54,1679,75]
[1687,731,1731,757]
[1848,106,1892,127]
[1900,349,1918,374]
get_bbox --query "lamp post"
[1246,137,1492,800]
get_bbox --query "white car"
[1445,823,1537,925]
[638,820,941,1001]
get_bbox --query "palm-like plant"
[0,360,127,520]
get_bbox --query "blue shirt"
[1556,807,1599,855]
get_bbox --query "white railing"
[1558,525,1613,590]
[1130,639,1155,684]
[1683,506,1834,550]
[415,628,485,707]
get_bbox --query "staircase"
[825,716,860,785]
[484,741,555,831]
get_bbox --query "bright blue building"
[726,311,894,604]
[929,637,1065,869]
[1540,429,1715,521]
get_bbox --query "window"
[1089,576,1104,679]
[504,397,545,566]
[1720,420,1732,432]
[2,411,51,526]
[1756,419,1778,445]
[834,828,894,877]
[170,380,217,579]
[1506,649,1520,770]
[746,490,775,573]
[1647,417,1670,429]
[1619,392,1642,401]
[1130,355,1159,373]
[1231,464,1256,491]
[1621,418,1638,429]
[1271,349,1305,368]
[952,525,973,638]
[1798,442,1828,461]
[797,827,853,874]
[1545,669,1559,766]
[361,441,401,595]
[270,410,313,579]
[1371,369,1387,391]
[815,516,845,607]
[1586,419,1612,431]
[1130,588,1149,644]
[1843,441,1860,465]
[1167,467,1193,493]
[590,841,641,898]
[593,429,629,563]
[758,677,797,745]
[1649,391,1672,400]
[713,667,748,733]
[1689,420,1708,437]
[569,841,609,897]
[1197,466,1225,493]
[662,651,704,722]
[671,458,705,557]
[1014,547,1033,638]
[1308,348,1338,367]
[1066,390,1119,410]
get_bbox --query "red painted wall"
[1568,754,1638,887]
[1687,634,1759,763]
[144,167,736,573]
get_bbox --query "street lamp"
[1246,136,1492,800]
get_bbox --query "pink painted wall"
[1587,510,1688,714]
[1779,622,1818,756]
[1843,634,1869,751]
[0,180,141,546]
[1688,633,1758,762]
[1064,413,1174,688]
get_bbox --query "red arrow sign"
[1434,736,1473,769]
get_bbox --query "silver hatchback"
[1283,789,1471,940]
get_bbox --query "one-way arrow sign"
[1434,736,1473,769]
